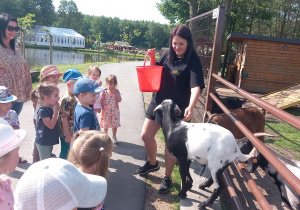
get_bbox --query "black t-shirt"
[35,106,59,146]
[146,51,205,125]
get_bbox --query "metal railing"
[206,74,300,209]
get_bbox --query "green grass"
[31,62,111,89]
[155,128,181,210]
[264,107,300,160]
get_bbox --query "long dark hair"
[168,24,195,64]
[0,13,18,52]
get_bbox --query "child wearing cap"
[31,65,63,163]
[87,65,102,116]
[73,77,105,133]
[0,86,27,163]
[58,69,82,159]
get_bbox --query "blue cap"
[63,69,83,82]
[74,77,105,95]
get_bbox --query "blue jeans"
[11,101,24,116]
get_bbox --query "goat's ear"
[153,104,163,116]
[174,104,181,116]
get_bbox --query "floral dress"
[0,110,19,127]
[100,90,120,128]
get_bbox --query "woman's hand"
[147,49,156,66]
[182,106,193,122]
[0,68,6,78]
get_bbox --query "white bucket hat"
[14,158,107,210]
[0,119,26,157]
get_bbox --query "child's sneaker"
[113,136,119,144]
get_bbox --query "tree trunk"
[184,0,198,18]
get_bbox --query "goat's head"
[153,99,181,117]
[237,133,275,173]
[247,155,261,173]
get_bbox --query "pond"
[25,48,140,68]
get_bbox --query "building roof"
[106,41,114,45]
[227,33,300,45]
[114,41,130,47]
[32,25,84,38]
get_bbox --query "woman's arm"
[182,86,200,122]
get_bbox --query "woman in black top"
[137,25,205,193]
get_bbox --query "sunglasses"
[7,26,20,32]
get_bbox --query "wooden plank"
[260,83,300,109]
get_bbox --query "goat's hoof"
[178,190,187,199]
[198,203,207,210]
[198,183,206,190]
[186,181,193,190]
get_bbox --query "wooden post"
[205,6,225,113]
[50,35,53,65]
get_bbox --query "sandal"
[19,157,28,163]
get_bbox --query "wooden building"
[227,33,300,93]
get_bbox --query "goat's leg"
[199,168,226,209]
[199,177,213,189]
[178,159,192,199]
[186,160,193,190]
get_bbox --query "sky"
[52,0,170,24]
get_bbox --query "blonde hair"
[37,82,59,102]
[105,75,118,85]
[87,65,101,76]
[67,131,113,178]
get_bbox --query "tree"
[34,0,55,25]
[119,26,140,52]
[156,0,190,24]
[18,13,36,57]
[0,0,20,17]
[144,22,170,49]
[55,0,84,32]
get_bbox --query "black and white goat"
[154,99,251,209]
[238,134,300,210]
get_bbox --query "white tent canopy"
[25,25,85,48]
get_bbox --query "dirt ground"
[142,92,179,210]
[142,85,299,209]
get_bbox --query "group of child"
[29,64,122,161]
[0,64,122,209]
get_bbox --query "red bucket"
[136,53,163,92]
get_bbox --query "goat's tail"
[237,153,251,162]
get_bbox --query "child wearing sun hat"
[58,68,82,159]
[0,86,28,163]
[0,119,27,209]
[0,86,19,129]
[14,158,107,210]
